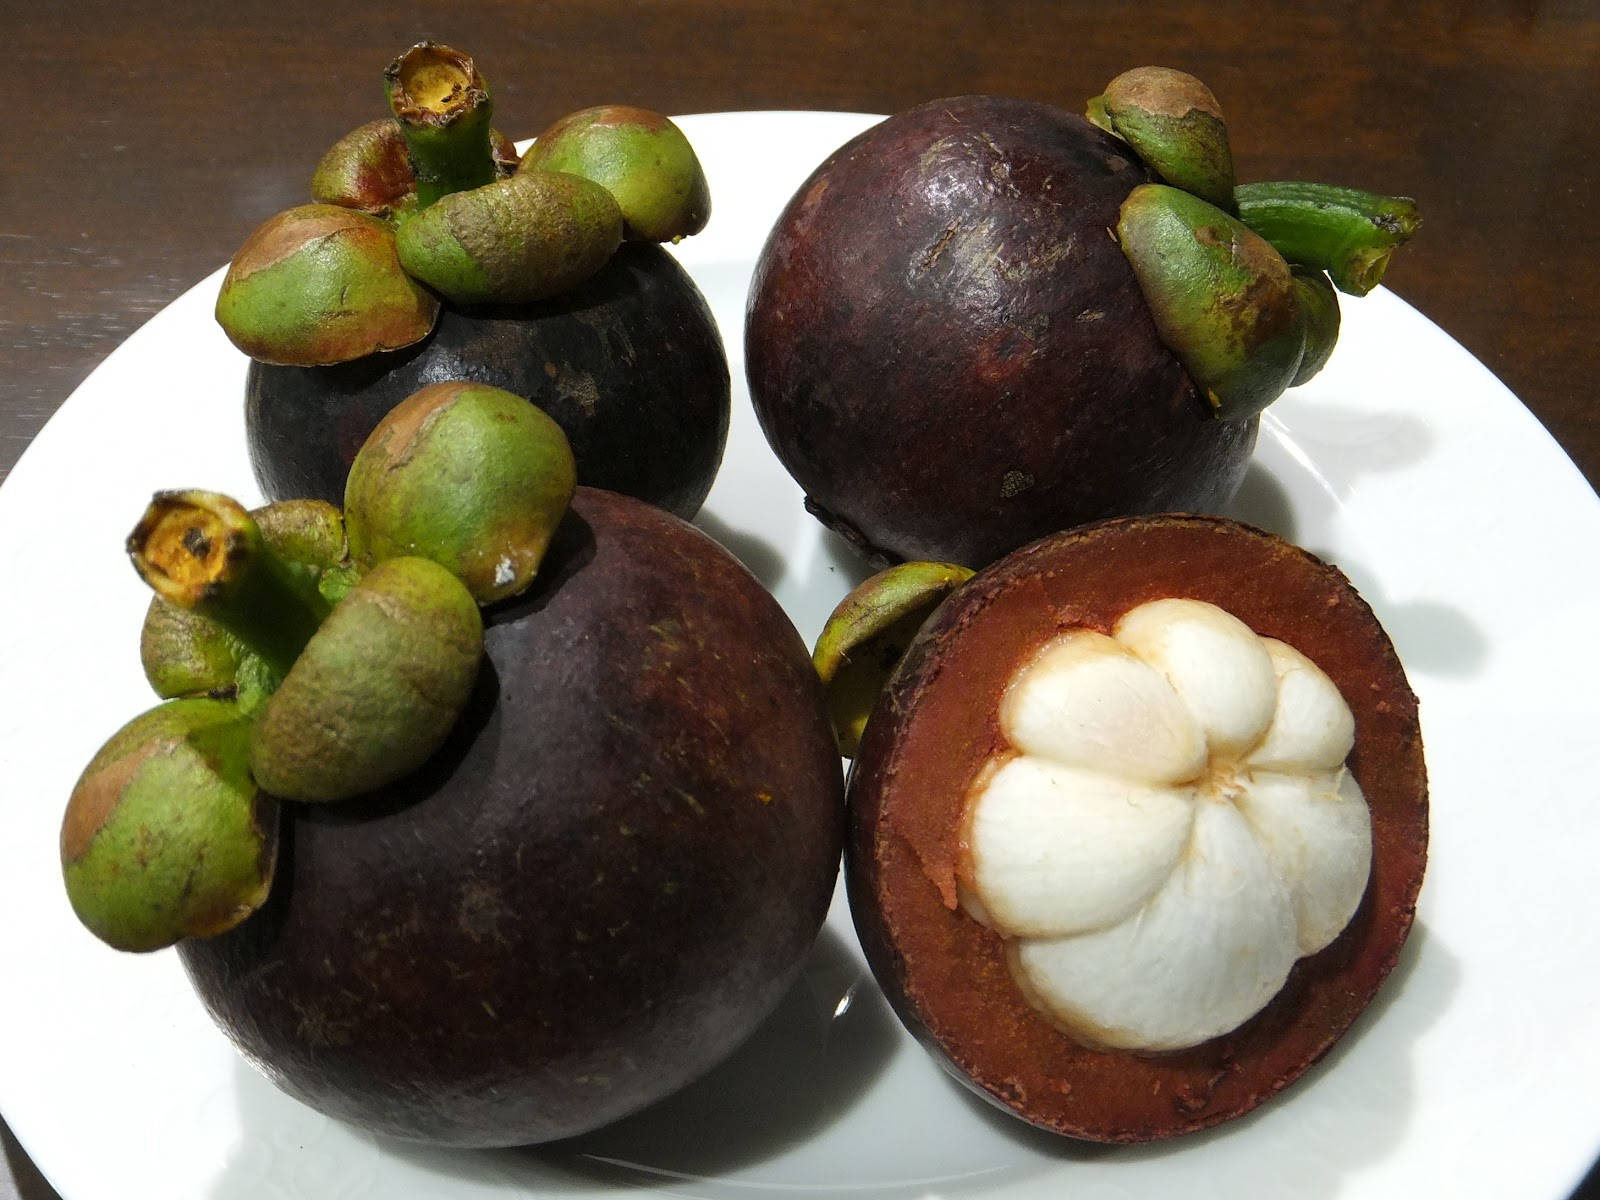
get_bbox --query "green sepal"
[1290,268,1341,386]
[394,171,623,305]
[310,119,420,217]
[61,699,277,953]
[249,557,484,803]
[344,381,577,604]
[522,106,711,242]
[214,205,439,366]
[1091,67,1236,211]
[139,598,246,701]
[1117,184,1307,422]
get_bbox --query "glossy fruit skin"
[246,242,730,520]
[177,488,844,1146]
[745,96,1258,568]
[846,514,1427,1141]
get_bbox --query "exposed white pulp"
[961,598,1372,1052]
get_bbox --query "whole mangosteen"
[745,71,1418,567]
[840,514,1427,1140]
[221,42,730,520]
[175,487,846,1146]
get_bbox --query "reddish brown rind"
[177,489,845,1146]
[846,514,1427,1141]
[745,96,1257,568]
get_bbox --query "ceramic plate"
[2,111,1598,1200]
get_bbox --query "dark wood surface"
[3,2,1596,1197]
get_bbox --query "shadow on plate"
[1325,558,1490,680]
[1224,459,1301,542]
[694,509,789,591]
[1225,459,1490,680]
[820,525,883,592]
[533,924,901,1183]
[1,1118,63,1200]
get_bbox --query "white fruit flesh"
[961,598,1372,1052]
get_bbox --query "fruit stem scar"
[383,42,496,210]
[128,490,332,682]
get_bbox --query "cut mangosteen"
[844,514,1427,1141]
[177,487,844,1147]
[247,241,730,520]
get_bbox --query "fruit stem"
[813,561,974,757]
[1233,181,1421,297]
[128,491,331,684]
[383,42,497,210]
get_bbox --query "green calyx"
[812,561,974,757]
[344,380,577,603]
[128,488,489,803]
[394,170,624,305]
[61,699,276,952]
[250,556,483,803]
[219,43,717,364]
[1089,67,1236,210]
[522,105,711,242]
[69,470,520,948]
[1117,184,1310,422]
[214,204,439,366]
[1092,66,1420,418]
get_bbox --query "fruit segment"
[962,597,1373,1051]
[998,631,1207,785]
[1010,800,1297,1051]
[961,758,1193,937]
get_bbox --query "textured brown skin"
[745,95,1258,569]
[846,514,1428,1142]
[177,488,845,1146]
[246,241,730,519]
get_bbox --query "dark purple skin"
[177,488,844,1147]
[745,95,1258,568]
[247,242,731,520]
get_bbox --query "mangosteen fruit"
[223,42,731,520]
[745,71,1418,568]
[842,514,1427,1140]
[175,487,846,1146]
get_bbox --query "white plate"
[2,110,1598,1200]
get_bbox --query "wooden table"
[4,2,1596,1197]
